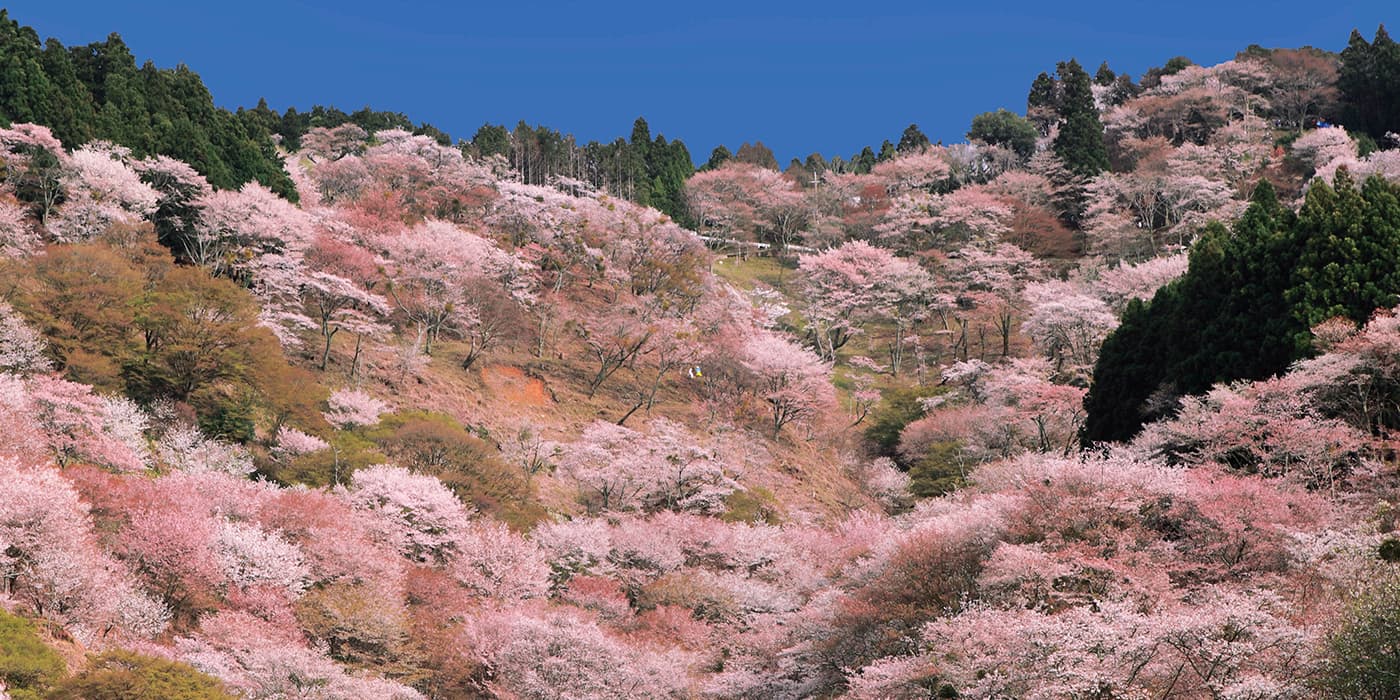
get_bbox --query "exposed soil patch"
[482,364,552,406]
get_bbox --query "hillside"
[3,13,1400,700]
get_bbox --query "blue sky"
[5,1,1393,165]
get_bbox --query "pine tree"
[0,11,58,126]
[876,140,896,162]
[896,123,930,153]
[1094,61,1116,86]
[704,144,731,170]
[38,38,95,145]
[1052,59,1110,177]
[1084,177,1400,443]
[1289,170,1400,331]
[1026,70,1059,134]
[1338,25,1400,140]
[852,146,876,173]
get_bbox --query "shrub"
[0,610,65,700]
[47,650,234,700]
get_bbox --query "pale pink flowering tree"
[191,182,314,282]
[291,221,392,371]
[452,520,550,600]
[920,591,1313,699]
[0,123,67,225]
[48,142,159,243]
[1137,380,1364,490]
[462,605,693,700]
[1022,280,1120,376]
[796,241,934,365]
[0,457,170,642]
[341,464,473,566]
[154,425,255,476]
[1160,144,1247,241]
[1291,126,1358,181]
[1285,310,1400,433]
[307,152,370,204]
[26,374,150,472]
[869,150,951,193]
[982,358,1088,454]
[272,426,329,458]
[301,123,369,163]
[98,395,153,469]
[560,419,739,513]
[0,375,52,466]
[351,128,497,223]
[300,269,391,370]
[843,656,944,700]
[215,521,311,596]
[686,164,762,242]
[740,333,836,437]
[576,301,658,399]
[853,457,912,512]
[133,154,215,259]
[322,388,389,429]
[943,142,1018,186]
[378,219,530,356]
[685,162,807,251]
[1207,114,1274,186]
[0,301,51,375]
[172,610,424,700]
[1091,253,1189,311]
[928,186,1014,245]
[0,196,38,257]
[252,487,407,618]
[944,242,1044,358]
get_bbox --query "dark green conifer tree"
[1051,59,1110,177]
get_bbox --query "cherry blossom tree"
[796,240,937,371]
[341,464,472,566]
[47,143,159,243]
[921,591,1313,699]
[0,123,68,226]
[272,426,329,458]
[0,457,170,643]
[452,520,550,600]
[576,302,657,399]
[301,123,369,163]
[560,419,739,513]
[214,521,311,595]
[322,388,389,430]
[740,333,836,438]
[869,150,951,193]
[616,317,706,424]
[378,219,529,356]
[944,242,1044,359]
[0,301,51,375]
[685,162,807,251]
[154,425,255,476]
[462,605,693,699]
[25,374,150,473]
[191,183,314,282]
[0,196,38,258]
[299,268,390,371]
[1293,125,1361,183]
[1091,253,1189,311]
[928,186,1014,245]
[172,610,424,699]
[134,155,215,260]
[1022,280,1120,376]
